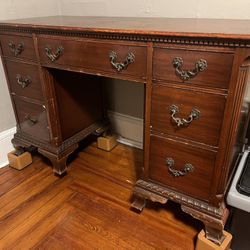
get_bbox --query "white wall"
[1,0,250,132]
[58,0,250,19]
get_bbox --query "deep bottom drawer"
[13,98,50,142]
[149,135,216,201]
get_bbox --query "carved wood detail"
[12,119,109,155]
[134,179,223,217]
[181,204,228,245]
[0,26,250,48]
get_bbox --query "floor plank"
[0,142,202,249]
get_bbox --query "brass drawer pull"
[170,104,200,127]
[45,46,63,62]
[8,42,24,56]
[166,158,194,177]
[16,74,31,88]
[173,57,207,81]
[25,114,38,125]
[109,51,135,72]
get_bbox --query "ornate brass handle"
[169,104,200,127]
[45,46,63,62]
[173,57,207,81]
[166,158,194,177]
[109,51,135,72]
[25,114,38,125]
[9,42,24,56]
[16,74,31,88]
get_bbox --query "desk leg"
[38,143,78,176]
[181,204,229,245]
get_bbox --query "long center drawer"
[37,36,147,81]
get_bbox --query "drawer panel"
[5,60,44,101]
[151,85,226,146]
[38,37,147,80]
[153,47,234,89]
[149,135,216,201]
[13,98,50,142]
[0,34,36,61]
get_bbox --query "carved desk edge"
[1,24,250,48]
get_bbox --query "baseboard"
[0,112,143,168]
[107,111,143,149]
[0,127,16,168]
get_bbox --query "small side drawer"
[5,60,44,101]
[0,34,36,61]
[151,84,226,146]
[149,135,216,201]
[13,98,50,142]
[38,36,147,80]
[153,47,234,89]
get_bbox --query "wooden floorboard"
[0,142,202,249]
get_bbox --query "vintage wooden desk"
[1,16,250,245]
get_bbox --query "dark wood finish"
[153,46,234,89]
[13,97,50,142]
[151,84,226,147]
[5,59,44,101]
[38,36,147,82]
[0,143,201,249]
[0,34,36,61]
[149,135,216,201]
[1,16,250,245]
[49,69,105,140]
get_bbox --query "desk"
[1,16,250,245]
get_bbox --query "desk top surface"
[1,16,250,40]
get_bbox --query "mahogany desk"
[1,16,250,245]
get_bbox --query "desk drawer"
[37,37,147,80]
[151,84,226,146]
[153,47,234,89]
[0,34,36,61]
[149,135,216,201]
[5,60,44,101]
[13,98,50,142]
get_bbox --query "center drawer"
[151,84,226,146]
[149,135,216,201]
[37,36,147,81]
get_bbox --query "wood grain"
[0,143,202,249]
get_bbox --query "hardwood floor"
[0,140,202,249]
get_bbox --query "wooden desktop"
[1,16,250,245]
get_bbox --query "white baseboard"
[107,111,143,149]
[0,127,16,168]
[0,112,143,168]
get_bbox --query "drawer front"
[13,98,50,142]
[153,47,234,89]
[149,135,216,201]
[5,60,44,101]
[151,85,226,146]
[0,35,36,61]
[38,37,147,80]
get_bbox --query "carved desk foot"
[38,143,78,175]
[181,204,228,245]
[132,179,229,245]
[131,195,147,212]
